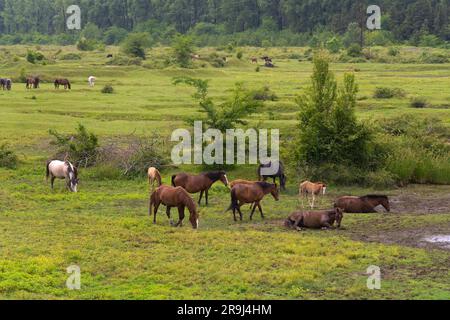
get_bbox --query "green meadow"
[0,45,450,299]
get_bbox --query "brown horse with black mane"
[334,195,390,213]
[172,171,229,206]
[149,185,199,229]
[227,182,279,221]
[26,76,40,89]
[54,78,71,90]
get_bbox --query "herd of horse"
[1,76,97,91]
[45,159,391,231]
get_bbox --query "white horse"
[88,76,96,87]
[46,160,79,192]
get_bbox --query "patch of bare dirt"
[390,186,450,214]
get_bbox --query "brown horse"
[172,171,229,206]
[26,76,40,89]
[285,208,343,231]
[149,185,199,229]
[334,195,390,213]
[299,181,327,209]
[229,179,259,188]
[251,57,258,64]
[148,167,162,192]
[54,78,71,90]
[227,182,279,221]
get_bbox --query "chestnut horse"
[26,76,40,89]
[334,195,390,213]
[54,78,71,90]
[299,181,327,209]
[148,167,162,192]
[149,185,199,229]
[172,171,229,206]
[285,208,343,231]
[227,182,279,221]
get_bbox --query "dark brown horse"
[258,160,286,190]
[227,182,279,221]
[172,171,229,206]
[149,185,199,229]
[54,78,71,90]
[334,195,390,213]
[26,76,40,89]
[285,208,343,231]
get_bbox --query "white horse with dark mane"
[46,160,79,192]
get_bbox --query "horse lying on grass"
[285,208,343,231]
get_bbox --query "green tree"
[171,34,195,68]
[120,33,150,59]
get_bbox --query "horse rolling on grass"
[148,167,162,192]
[54,79,71,90]
[227,182,279,222]
[172,171,229,206]
[258,161,287,191]
[334,195,390,213]
[46,160,79,193]
[299,181,327,209]
[149,185,199,229]
[285,208,343,231]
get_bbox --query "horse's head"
[320,183,327,195]
[67,163,79,193]
[219,171,229,187]
[189,208,200,230]
[334,207,344,228]
[271,184,280,201]
[381,197,391,212]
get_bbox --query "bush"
[388,47,400,57]
[0,144,18,169]
[49,124,99,168]
[172,34,195,68]
[121,33,150,59]
[105,55,142,66]
[373,87,406,99]
[26,50,45,64]
[420,52,448,64]
[236,51,243,60]
[347,44,362,57]
[252,86,278,101]
[60,53,81,60]
[410,96,428,108]
[101,84,114,94]
[208,52,226,68]
[76,37,96,51]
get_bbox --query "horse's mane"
[361,195,388,200]
[256,181,275,191]
[180,189,198,218]
[204,171,225,182]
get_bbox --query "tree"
[120,32,150,59]
[171,34,195,68]
[294,54,373,168]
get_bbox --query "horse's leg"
[205,189,209,206]
[166,206,174,226]
[198,190,204,205]
[311,194,316,209]
[250,202,257,221]
[153,202,160,224]
[237,205,243,221]
[51,176,56,190]
[257,202,265,219]
[232,207,237,222]
[176,206,185,227]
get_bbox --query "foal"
[148,167,162,192]
[228,182,279,221]
[299,181,327,209]
[149,185,199,229]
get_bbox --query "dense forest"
[0,0,448,46]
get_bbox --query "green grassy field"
[1,45,450,299]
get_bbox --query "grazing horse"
[148,167,162,192]
[88,76,96,87]
[227,182,279,221]
[251,57,258,64]
[285,208,343,231]
[26,77,40,89]
[299,181,327,209]
[258,161,287,190]
[334,195,390,213]
[149,185,199,229]
[0,78,11,90]
[54,79,71,90]
[172,171,229,206]
[46,160,79,192]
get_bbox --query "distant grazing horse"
[88,76,96,87]
[172,171,229,206]
[46,160,79,192]
[54,79,71,90]
[258,161,286,190]
[285,208,343,231]
[299,181,327,209]
[334,195,390,213]
[251,57,258,64]
[26,77,40,89]
[0,78,11,90]
[149,185,199,229]
[227,182,279,221]
[148,167,162,192]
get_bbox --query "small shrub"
[101,84,114,94]
[388,47,400,57]
[0,144,18,169]
[77,37,96,51]
[255,66,260,72]
[236,51,243,60]
[420,52,448,64]
[60,53,82,60]
[26,50,45,64]
[105,55,142,66]
[252,86,278,101]
[373,87,406,99]
[347,44,362,57]
[410,96,428,108]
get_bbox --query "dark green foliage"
[60,53,82,60]
[49,124,99,168]
[347,44,362,57]
[121,33,150,59]
[410,96,429,108]
[101,84,114,94]
[26,50,45,64]
[0,144,18,169]
[374,87,406,99]
[172,34,195,68]
[77,37,96,51]
[252,86,278,101]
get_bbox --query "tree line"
[0,0,448,45]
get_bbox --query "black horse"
[0,78,11,90]
[258,160,286,191]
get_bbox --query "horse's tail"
[226,188,239,212]
[45,160,51,181]
[171,175,177,187]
